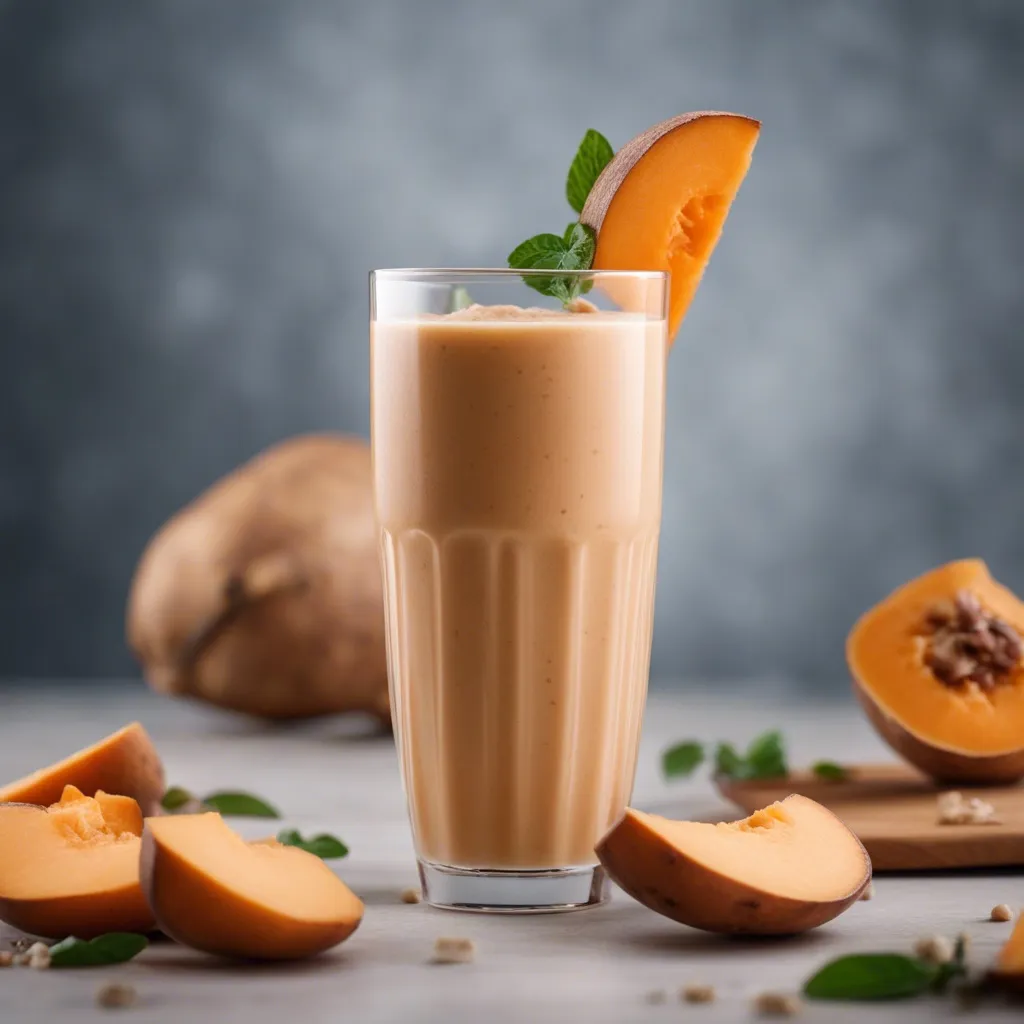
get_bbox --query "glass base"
[418,860,608,914]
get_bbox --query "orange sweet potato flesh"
[848,559,1024,783]
[580,112,760,341]
[141,812,363,960]
[0,786,154,938]
[596,794,870,935]
[0,722,165,816]
[993,914,1024,991]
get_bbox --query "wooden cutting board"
[717,763,1024,871]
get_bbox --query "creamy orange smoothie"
[372,303,665,880]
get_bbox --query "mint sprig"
[508,222,596,303]
[566,129,614,214]
[662,730,789,781]
[508,129,612,304]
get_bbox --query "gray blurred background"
[1,0,1022,692]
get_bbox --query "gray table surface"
[0,682,1020,1023]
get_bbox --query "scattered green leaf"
[661,741,705,778]
[160,786,194,811]
[162,786,281,818]
[663,731,790,782]
[812,761,849,782]
[713,731,788,780]
[277,829,349,860]
[201,791,280,819]
[804,953,939,1001]
[48,933,148,968]
[742,730,787,779]
[565,129,615,214]
[713,741,745,778]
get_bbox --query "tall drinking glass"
[371,269,667,912]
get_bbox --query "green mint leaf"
[448,285,473,312]
[662,741,705,778]
[562,221,596,296]
[160,786,194,811]
[508,232,567,269]
[713,742,745,778]
[201,791,280,819]
[507,223,596,304]
[507,233,574,302]
[804,954,938,1001]
[565,129,614,214]
[812,761,849,782]
[508,233,576,301]
[563,221,596,268]
[742,730,788,779]
[49,933,148,968]
[277,829,349,860]
[162,785,280,817]
[709,732,788,780]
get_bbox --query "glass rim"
[371,267,668,281]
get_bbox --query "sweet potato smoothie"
[372,295,666,907]
[370,110,756,912]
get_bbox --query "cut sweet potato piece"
[0,722,165,816]
[580,112,759,341]
[848,560,1024,784]
[141,813,363,960]
[57,784,145,837]
[596,795,870,935]
[993,913,1024,992]
[0,786,154,938]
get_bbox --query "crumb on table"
[753,992,801,1017]
[432,937,476,964]
[914,935,955,964]
[96,983,138,1010]
[680,983,715,1004]
[936,791,999,826]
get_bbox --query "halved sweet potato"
[0,722,165,815]
[0,785,154,938]
[848,560,1024,784]
[596,795,870,935]
[141,813,363,960]
[580,112,759,341]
